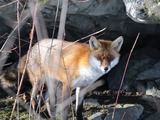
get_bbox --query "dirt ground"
[0,87,156,120]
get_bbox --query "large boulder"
[1,0,160,45]
[104,104,144,120]
[123,0,160,24]
[42,0,160,40]
[146,112,160,120]
[107,47,160,95]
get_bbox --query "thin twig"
[112,33,140,120]
[0,0,17,9]
[51,0,60,39]
[29,0,48,41]
[57,0,68,39]
[29,77,38,120]
[9,2,37,120]
[17,1,21,119]
[63,27,106,49]
[71,0,90,2]
[0,62,12,68]
[0,9,30,74]
[121,112,126,120]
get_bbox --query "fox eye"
[95,53,103,61]
[108,55,114,62]
[97,55,102,60]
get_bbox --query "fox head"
[89,36,123,73]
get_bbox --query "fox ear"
[89,36,101,50]
[111,36,123,52]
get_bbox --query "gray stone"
[145,112,160,120]
[104,104,144,120]
[107,47,159,91]
[137,61,160,81]
[141,96,160,112]
[1,0,160,45]
[145,82,160,98]
[88,112,103,120]
[107,47,160,98]
[123,0,160,24]
[41,0,160,42]
[46,0,124,16]
[154,79,160,89]
[84,98,100,107]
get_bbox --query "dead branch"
[112,33,140,120]
[28,0,48,41]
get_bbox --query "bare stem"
[9,2,37,120]
[112,33,140,120]
[57,0,68,39]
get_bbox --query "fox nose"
[104,67,108,71]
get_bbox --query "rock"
[84,98,100,107]
[88,112,103,120]
[107,47,159,91]
[154,79,160,89]
[42,0,160,43]
[123,0,160,24]
[46,0,124,16]
[135,57,160,97]
[104,104,144,120]
[1,0,160,51]
[145,112,160,120]
[141,96,160,112]
[145,82,160,98]
[108,46,160,98]
[107,46,160,97]
[136,61,160,81]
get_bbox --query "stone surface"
[107,47,160,98]
[123,0,160,24]
[45,0,124,16]
[145,82,160,98]
[42,0,160,43]
[84,98,100,107]
[107,47,160,90]
[104,104,144,120]
[137,61,160,81]
[145,112,160,120]
[1,0,160,48]
[141,96,160,112]
[88,112,103,120]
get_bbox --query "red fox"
[0,36,123,119]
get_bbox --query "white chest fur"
[71,55,119,90]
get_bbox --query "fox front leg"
[45,92,54,118]
[45,78,63,118]
[75,87,84,120]
[45,89,63,118]
[45,78,57,118]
